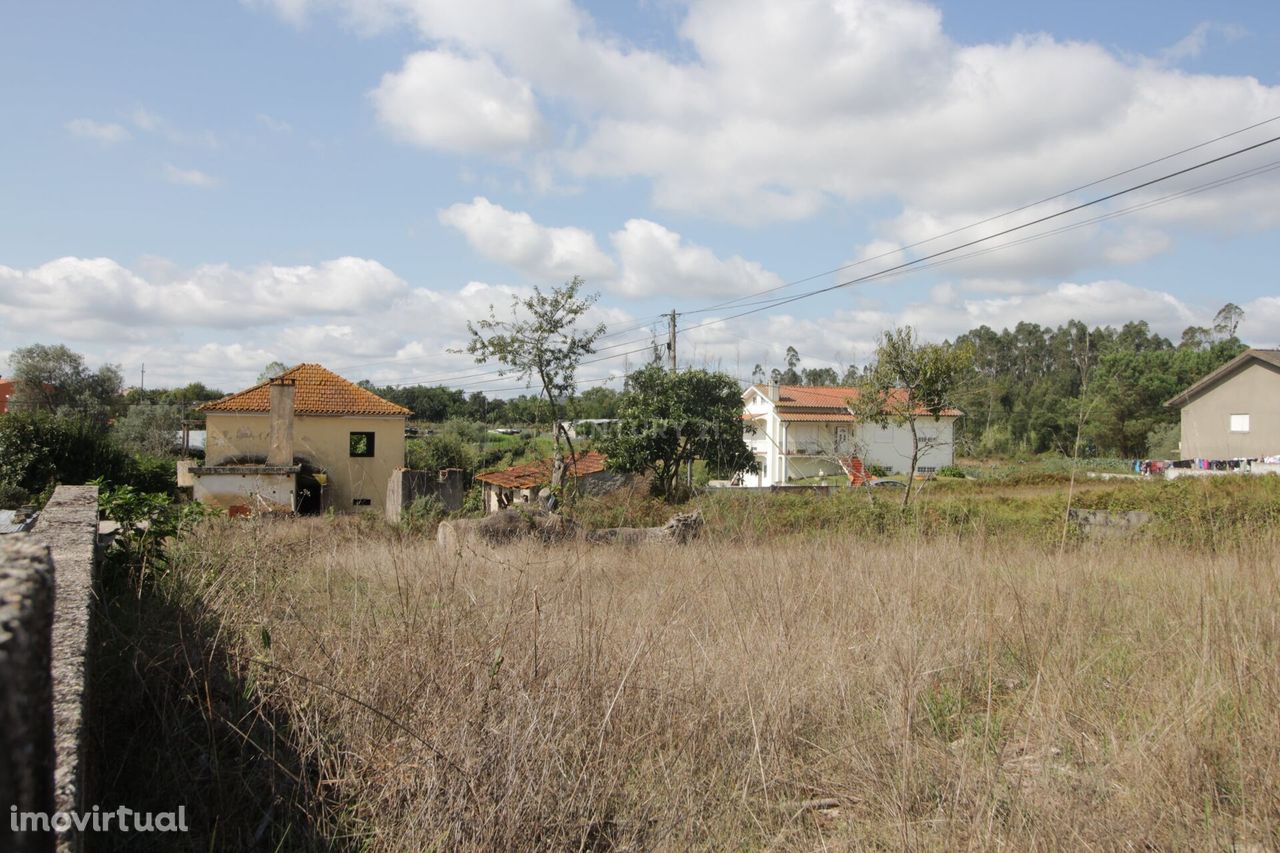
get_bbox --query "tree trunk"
[903,419,919,509]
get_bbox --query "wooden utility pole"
[667,310,677,373]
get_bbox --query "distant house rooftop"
[475,451,609,490]
[745,384,963,419]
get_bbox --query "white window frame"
[1230,413,1250,433]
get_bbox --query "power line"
[328,311,667,374]
[675,132,1280,331]
[350,119,1280,393]
[680,155,1280,323]
[691,113,1280,314]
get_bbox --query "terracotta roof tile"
[747,384,961,418]
[475,451,608,489]
[198,364,411,417]
[777,385,861,407]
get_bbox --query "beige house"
[1165,349,1280,460]
[191,364,409,514]
[741,384,962,485]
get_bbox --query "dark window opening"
[352,498,372,506]
[349,432,375,457]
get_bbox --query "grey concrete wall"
[1179,360,1280,459]
[35,486,99,853]
[0,538,56,853]
[386,468,465,522]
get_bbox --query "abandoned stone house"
[474,450,626,512]
[187,363,410,515]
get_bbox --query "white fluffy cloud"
[65,118,131,144]
[438,198,785,299]
[0,256,409,335]
[610,219,784,298]
[371,50,542,153]
[254,0,1280,239]
[0,250,1264,394]
[1238,296,1280,347]
[438,197,616,280]
[0,255,637,391]
[163,164,219,188]
[901,280,1197,340]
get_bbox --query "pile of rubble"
[436,508,703,551]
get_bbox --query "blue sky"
[2,0,1279,393]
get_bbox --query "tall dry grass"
[158,517,1280,850]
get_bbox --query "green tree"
[7,343,123,424]
[258,361,289,382]
[462,276,605,489]
[570,386,621,420]
[113,403,185,457]
[601,365,756,502]
[1179,325,1213,351]
[801,367,839,386]
[850,327,972,507]
[1212,302,1244,340]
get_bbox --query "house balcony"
[783,442,854,457]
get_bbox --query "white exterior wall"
[855,418,956,475]
[739,386,957,485]
[742,389,781,486]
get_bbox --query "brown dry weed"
[168,518,1280,850]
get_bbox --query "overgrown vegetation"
[90,485,333,852]
[0,412,175,507]
[129,490,1280,849]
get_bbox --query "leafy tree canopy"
[463,276,606,486]
[602,365,756,502]
[7,343,123,424]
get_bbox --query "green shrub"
[125,454,179,496]
[399,495,447,534]
[407,433,473,474]
[461,484,485,515]
[0,412,131,507]
[937,465,965,478]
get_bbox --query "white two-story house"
[740,383,961,486]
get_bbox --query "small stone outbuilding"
[474,451,627,512]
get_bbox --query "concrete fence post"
[0,538,57,853]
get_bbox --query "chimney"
[765,382,779,402]
[267,378,296,467]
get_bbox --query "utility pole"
[140,363,145,392]
[667,309,677,373]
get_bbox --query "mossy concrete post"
[0,538,57,853]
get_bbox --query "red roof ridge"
[746,383,962,417]
[198,363,411,417]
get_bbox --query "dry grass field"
[109,505,1280,851]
